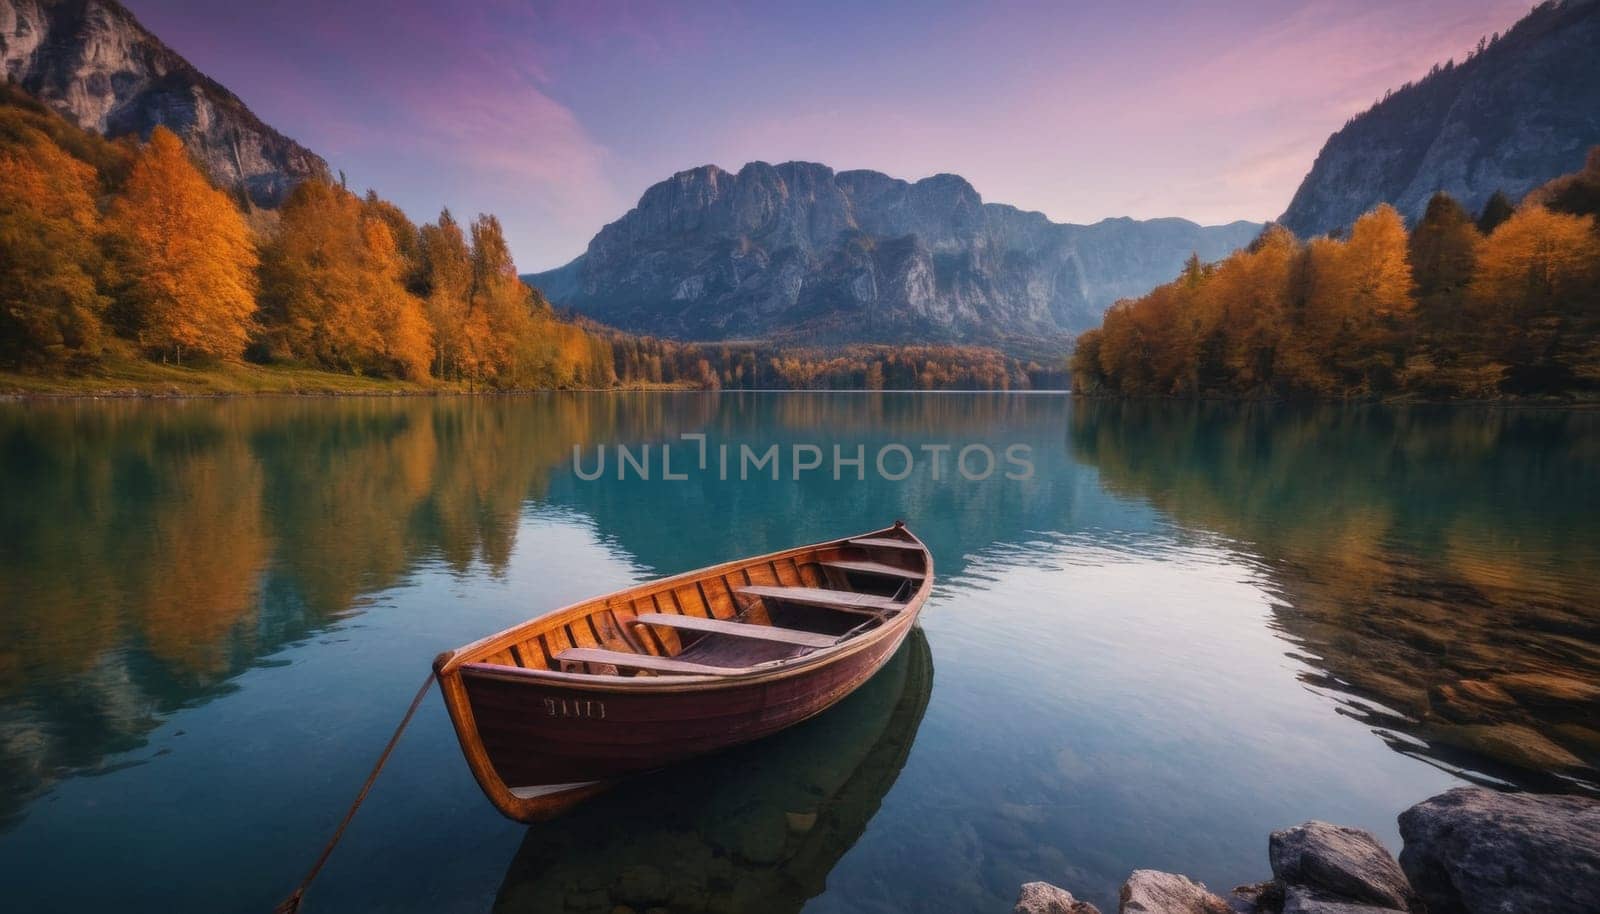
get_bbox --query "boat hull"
[462,620,911,787]
[434,524,933,822]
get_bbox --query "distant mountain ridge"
[529,161,1260,343]
[0,0,326,206]
[1280,0,1600,237]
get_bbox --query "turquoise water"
[0,394,1594,913]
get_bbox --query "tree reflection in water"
[1068,400,1600,791]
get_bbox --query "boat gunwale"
[433,523,933,690]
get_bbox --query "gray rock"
[1279,0,1600,237]
[1119,869,1233,914]
[527,162,1260,342]
[1398,787,1600,914]
[1269,821,1414,909]
[1015,881,1102,914]
[1281,886,1406,914]
[1,0,327,207]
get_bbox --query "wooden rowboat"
[491,628,934,913]
[432,522,933,822]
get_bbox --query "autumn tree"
[0,127,106,368]
[464,214,536,384]
[1070,329,1105,392]
[257,179,434,378]
[361,214,436,380]
[106,127,258,364]
[1295,205,1414,393]
[1472,205,1600,392]
[363,191,425,289]
[1201,224,1297,392]
[418,210,474,378]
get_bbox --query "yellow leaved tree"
[106,126,258,364]
[0,127,107,368]
[1472,205,1600,391]
[257,179,435,379]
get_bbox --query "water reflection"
[0,395,714,824]
[1067,400,1600,791]
[494,629,932,914]
[0,392,1074,830]
[0,393,1595,914]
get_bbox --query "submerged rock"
[1119,869,1233,914]
[1429,722,1587,772]
[1268,821,1415,910]
[1397,787,1600,914]
[1281,886,1406,914]
[1014,881,1102,914]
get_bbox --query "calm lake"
[0,393,1595,913]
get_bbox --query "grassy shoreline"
[0,359,701,399]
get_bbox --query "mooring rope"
[274,671,436,914]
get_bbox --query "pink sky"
[129,0,1530,270]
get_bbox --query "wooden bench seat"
[554,647,750,677]
[632,613,836,648]
[735,585,903,616]
[821,559,925,581]
[847,536,923,551]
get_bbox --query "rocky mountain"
[0,0,326,206]
[1280,0,1600,238]
[529,162,1260,343]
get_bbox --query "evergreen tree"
[1408,194,1479,337]
[1476,191,1516,234]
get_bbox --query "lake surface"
[0,393,1595,913]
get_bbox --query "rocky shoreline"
[1015,787,1599,914]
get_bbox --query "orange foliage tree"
[418,210,474,379]
[257,179,434,379]
[1472,205,1600,391]
[0,127,106,368]
[106,127,258,364]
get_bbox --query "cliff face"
[1280,0,1600,238]
[0,0,326,206]
[530,162,1260,342]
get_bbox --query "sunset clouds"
[129,0,1528,269]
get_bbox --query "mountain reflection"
[1067,400,1600,791]
[493,629,932,914]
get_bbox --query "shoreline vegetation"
[0,345,1067,398]
[0,359,1071,399]
[1072,150,1600,402]
[0,82,1065,397]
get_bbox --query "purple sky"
[129,0,1527,271]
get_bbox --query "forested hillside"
[1073,151,1600,399]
